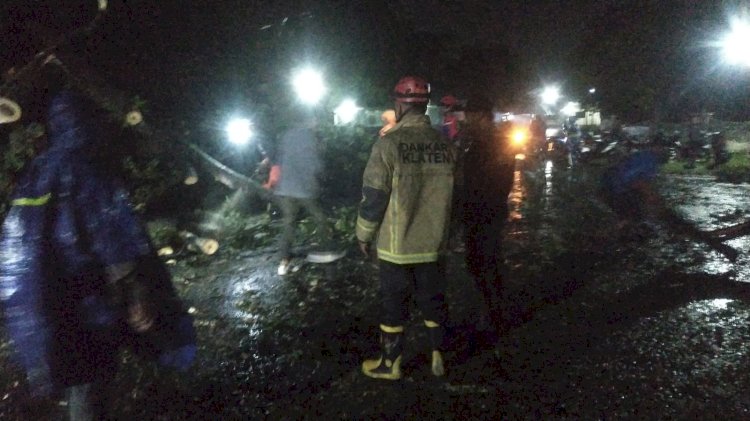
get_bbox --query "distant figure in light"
[273,108,344,276]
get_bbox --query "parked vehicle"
[544,131,569,164]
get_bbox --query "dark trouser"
[449,183,465,248]
[464,208,507,329]
[378,260,447,327]
[65,365,116,421]
[67,381,105,421]
[601,188,644,221]
[277,195,332,259]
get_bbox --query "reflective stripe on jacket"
[356,113,455,264]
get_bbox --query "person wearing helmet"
[356,77,456,380]
[439,94,463,142]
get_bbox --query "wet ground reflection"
[662,176,750,279]
[6,158,750,419]
[508,168,525,221]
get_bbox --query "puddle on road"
[689,298,733,313]
[663,176,750,279]
[508,169,526,221]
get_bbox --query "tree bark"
[1,2,272,199]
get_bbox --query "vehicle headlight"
[512,130,527,146]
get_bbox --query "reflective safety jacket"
[356,113,455,264]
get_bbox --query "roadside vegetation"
[660,121,750,182]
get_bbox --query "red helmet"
[440,95,458,107]
[393,76,430,103]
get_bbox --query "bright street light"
[225,118,253,146]
[722,17,750,67]
[334,99,361,125]
[541,86,561,105]
[292,68,326,105]
[588,87,596,94]
[561,101,581,117]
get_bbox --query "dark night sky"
[0,0,747,122]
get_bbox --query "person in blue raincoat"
[0,89,196,420]
[598,144,737,261]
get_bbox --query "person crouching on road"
[598,142,737,261]
[356,76,456,380]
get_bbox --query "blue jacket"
[0,92,195,390]
[601,150,660,195]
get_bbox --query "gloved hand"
[263,165,281,190]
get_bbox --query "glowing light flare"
[722,17,750,67]
[226,118,253,146]
[561,101,581,117]
[334,99,361,125]
[511,129,528,146]
[541,86,560,105]
[292,68,326,105]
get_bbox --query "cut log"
[0,97,22,124]
[6,53,272,197]
[178,230,219,255]
[184,165,199,185]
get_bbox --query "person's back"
[272,112,342,274]
[460,108,515,338]
[371,113,455,262]
[276,125,322,199]
[357,76,455,380]
[463,120,515,218]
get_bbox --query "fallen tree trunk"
[0,0,108,100]
[1,1,272,201]
[705,220,750,242]
[5,51,273,199]
[661,210,739,262]
[178,230,219,255]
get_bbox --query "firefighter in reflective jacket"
[356,76,456,380]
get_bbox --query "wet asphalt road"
[4,157,750,420]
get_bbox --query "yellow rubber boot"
[362,324,403,380]
[425,320,445,377]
